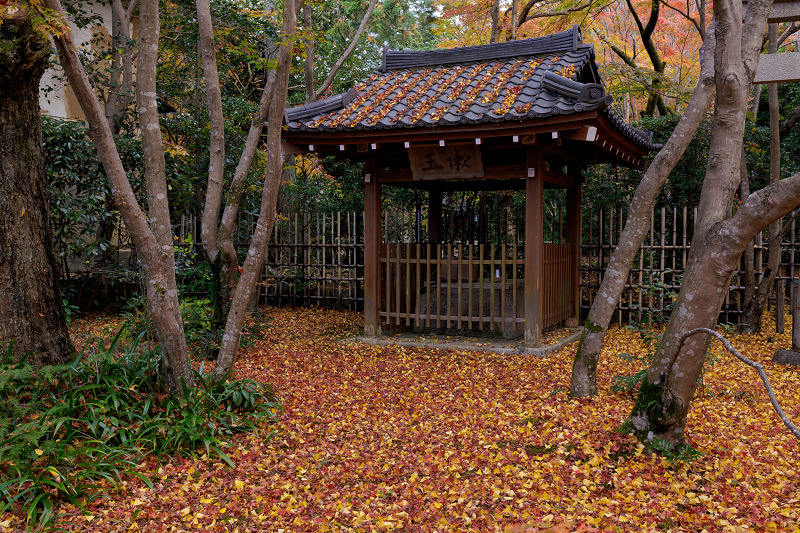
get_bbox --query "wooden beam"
[542,170,577,188]
[363,159,381,338]
[565,125,598,142]
[768,1,800,22]
[524,148,544,348]
[754,52,800,84]
[377,164,525,183]
[387,179,526,191]
[281,142,306,155]
[744,0,800,22]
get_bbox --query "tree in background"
[0,5,75,365]
[44,0,196,394]
[196,0,297,382]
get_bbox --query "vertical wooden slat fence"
[171,205,800,331]
[262,211,364,310]
[379,242,528,336]
[580,205,800,325]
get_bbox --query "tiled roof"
[284,26,660,152]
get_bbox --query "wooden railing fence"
[580,205,800,325]
[174,205,800,328]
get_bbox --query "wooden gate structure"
[281,26,660,346]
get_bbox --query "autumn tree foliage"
[436,0,706,117]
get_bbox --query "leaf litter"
[3,307,798,532]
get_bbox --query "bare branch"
[778,21,800,46]
[678,328,800,441]
[781,105,800,137]
[519,0,593,24]
[659,0,704,39]
[312,0,378,101]
[778,209,800,240]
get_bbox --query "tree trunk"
[740,23,782,333]
[625,0,776,446]
[627,174,800,446]
[0,14,75,365]
[304,3,315,103]
[45,0,195,395]
[213,0,296,382]
[569,27,716,397]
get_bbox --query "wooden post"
[524,148,544,347]
[364,159,381,337]
[776,278,785,334]
[792,278,800,351]
[566,172,581,328]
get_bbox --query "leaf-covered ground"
[4,307,800,532]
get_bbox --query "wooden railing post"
[566,178,581,327]
[364,160,381,337]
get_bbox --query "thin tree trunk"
[304,3,315,103]
[625,0,774,446]
[569,26,716,397]
[741,22,781,333]
[312,0,377,101]
[45,0,194,395]
[740,149,756,310]
[213,1,296,382]
[0,13,75,365]
[490,0,501,43]
[137,0,193,392]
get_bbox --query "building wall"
[39,3,136,121]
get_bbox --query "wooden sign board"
[743,0,800,22]
[408,145,484,180]
[754,52,800,84]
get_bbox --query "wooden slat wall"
[580,205,800,325]
[379,243,527,335]
[543,243,573,328]
[239,204,800,328]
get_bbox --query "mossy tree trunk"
[0,13,75,365]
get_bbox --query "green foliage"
[579,111,790,209]
[649,437,703,466]
[291,0,439,105]
[0,330,281,529]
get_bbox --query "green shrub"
[0,328,281,530]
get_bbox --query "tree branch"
[678,328,800,441]
[781,105,800,137]
[625,0,645,35]
[312,0,378,101]
[596,32,637,68]
[659,0,704,39]
[518,0,593,25]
